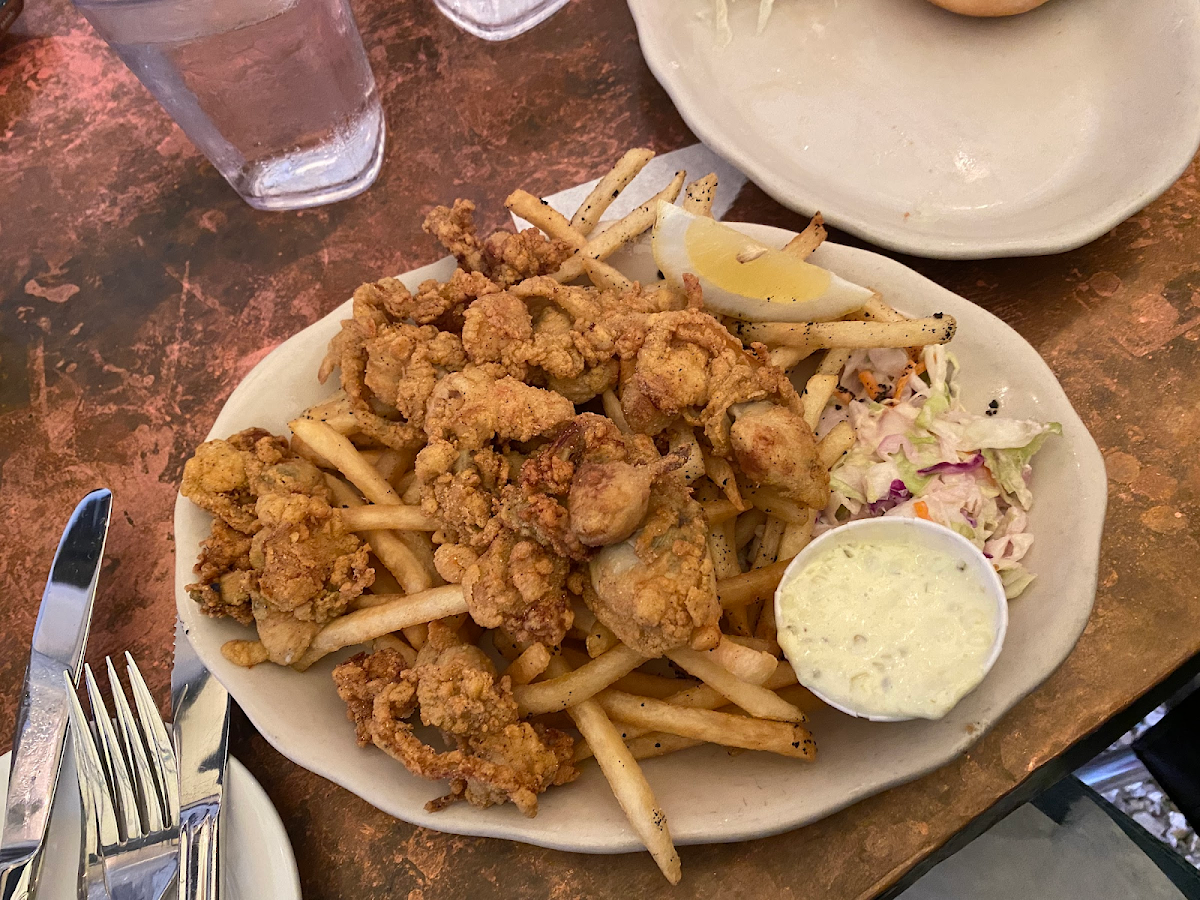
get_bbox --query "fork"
[63,654,180,900]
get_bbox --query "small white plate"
[0,750,301,899]
[627,0,1200,259]
[174,225,1105,852]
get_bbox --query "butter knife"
[172,619,230,900]
[0,488,112,900]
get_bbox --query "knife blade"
[172,619,230,900]
[0,488,112,900]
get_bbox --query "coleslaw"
[815,344,1060,598]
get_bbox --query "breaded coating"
[729,401,829,510]
[183,428,374,664]
[588,473,721,657]
[424,368,575,449]
[462,530,573,647]
[333,633,577,816]
[616,308,803,455]
[181,428,296,534]
[422,200,572,288]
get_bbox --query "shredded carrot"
[858,370,881,398]
[913,500,931,520]
[833,389,855,405]
[892,359,927,399]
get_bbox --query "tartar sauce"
[776,536,999,720]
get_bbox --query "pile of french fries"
[213,149,957,884]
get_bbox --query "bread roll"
[926,0,1051,15]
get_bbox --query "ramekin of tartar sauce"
[773,518,1008,722]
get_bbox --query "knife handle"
[179,809,221,900]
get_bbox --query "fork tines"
[64,655,180,847]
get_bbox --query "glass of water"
[432,0,569,41]
[74,0,385,210]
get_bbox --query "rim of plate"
[626,0,1200,259]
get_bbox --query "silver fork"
[64,654,180,900]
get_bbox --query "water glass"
[432,0,569,41]
[74,0,386,210]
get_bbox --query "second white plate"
[628,0,1200,259]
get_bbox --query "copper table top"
[2,0,1199,896]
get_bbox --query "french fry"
[778,509,816,561]
[544,656,682,883]
[595,690,816,760]
[504,643,552,686]
[681,173,719,217]
[553,172,686,283]
[740,316,956,357]
[626,732,705,761]
[491,628,522,663]
[734,508,767,550]
[570,147,656,236]
[402,623,428,651]
[801,373,840,431]
[817,347,854,376]
[722,634,774,653]
[294,419,401,506]
[339,505,438,532]
[754,599,778,647]
[567,692,682,882]
[768,346,808,370]
[665,648,805,722]
[325,476,433,594]
[586,620,620,658]
[752,515,785,569]
[506,190,587,249]
[374,447,416,489]
[601,389,631,433]
[861,295,907,322]
[817,420,855,470]
[782,212,827,260]
[702,451,747,509]
[513,644,646,716]
[742,486,811,525]
[292,585,467,671]
[708,638,778,684]
[718,557,793,609]
[582,257,634,293]
[614,670,695,699]
[707,523,741,580]
[700,498,740,526]
[579,662,798,760]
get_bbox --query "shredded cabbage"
[817,344,1058,598]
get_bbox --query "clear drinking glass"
[432,0,569,41]
[74,0,385,210]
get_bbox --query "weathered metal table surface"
[2,1,1198,896]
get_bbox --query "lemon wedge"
[651,202,874,322]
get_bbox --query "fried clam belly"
[615,306,804,456]
[423,199,573,289]
[180,427,301,534]
[415,367,575,550]
[248,491,374,665]
[318,276,474,450]
[588,473,721,657]
[461,529,574,647]
[729,401,829,510]
[498,412,685,557]
[332,635,577,817]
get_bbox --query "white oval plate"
[627,0,1200,259]
[0,751,300,899]
[174,227,1105,852]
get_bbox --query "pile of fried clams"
[181,201,828,815]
